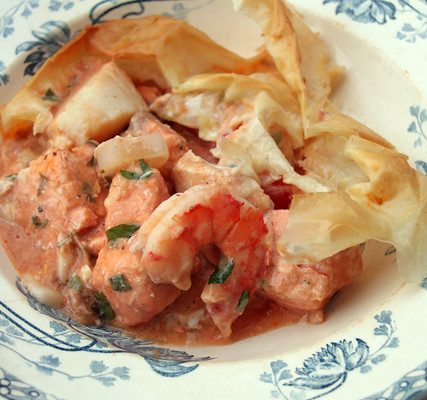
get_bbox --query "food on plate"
[0,0,426,345]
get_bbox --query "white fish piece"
[48,61,147,149]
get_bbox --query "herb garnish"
[31,215,49,228]
[67,275,82,291]
[93,292,115,321]
[37,174,49,196]
[106,223,140,243]
[237,291,250,312]
[271,132,282,145]
[82,182,95,202]
[87,139,99,147]
[42,88,60,102]
[87,156,97,167]
[5,174,17,182]
[208,256,234,284]
[120,170,141,180]
[120,159,154,180]
[109,274,132,292]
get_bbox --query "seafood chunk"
[136,184,269,336]
[128,111,188,179]
[172,151,273,212]
[0,144,107,310]
[91,244,180,327]
[94,133,169,177]
[260,210,363,312]
[90,163,176,326]
[104,165,169,229]
[48,62,146,149]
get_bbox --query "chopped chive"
[93,292,115,321]
[109,274,132,292]
[67,275,82,292]
[31,215,49,228]
[106,223,140,243]
[237,291,250,312]
[37,173,49,196]
[42,88,60,102]
[208,256,234,284]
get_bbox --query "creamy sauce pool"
[127,272,305,346]
[0,220,305,346]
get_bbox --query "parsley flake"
[82,182,95,202]
[120,170,141,180]
[67,275,82,292]
[237,291,250,312]
[31,215,49,229]
[93,292,115,321]
[5,174,17,182]
[42,88,60,102]
[271,132,282,145]
[109,274,132,292]
[87,156,97,167]
[106,223,140,243]
[208,256,234,284]
[120,159,154,180]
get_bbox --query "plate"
[0,1,427,399]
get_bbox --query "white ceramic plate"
[0,1,426,399]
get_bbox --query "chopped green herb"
[31,215,49,228]
[67,275,82,291]
[37,174,49,196]
[82,182,95,202]
[139,159,152,174]
[271,132,282,145]
[237,291,250,312]
[109,274,132,292]
[106,223,140,243]
[42,88,60,102]
[87,156,97,167]
[93,292,115,321]
[5,174,17,182]
[86,139,99,147]
[120,159,154,180]
[120,170,141,180]
[302,279,311,286]
[208,256,234,284]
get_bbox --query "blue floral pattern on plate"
[0,0,39,38]
[407,105,427,148]
[260,311,399,399]
[0,0,426,399]
[0,367,63,400]
[15,21,71,76]
[323,0,427,42]
[0,279,211,383]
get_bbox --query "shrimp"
[90,163,180,327]
[172,151,273,212]
[135,183,269,337]
[260,210,363,316]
